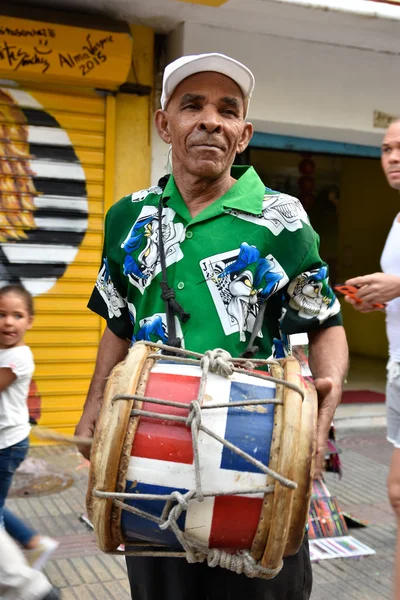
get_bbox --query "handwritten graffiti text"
[0,32,114,77]
[0,41,51,73]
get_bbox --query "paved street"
[5,426,396,599]
[312,427,395,600]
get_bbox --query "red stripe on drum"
[210,495,263,549]
[130,372,200,464]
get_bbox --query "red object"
[124,363,278,550]
[334,284,385,310]
[341,390,385,404]
[210,495,262,548]
[131,372,197,463]
[27,379,41,423]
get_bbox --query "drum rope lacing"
[96,342,305,579]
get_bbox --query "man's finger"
[314,411,331,478]
[313,378,336,479]
[75,421,95,460]
[313,448,325,479]
[77,442,91,461]
[314,406,332,479]
[346,275,379,287]
[344,295,377,312]
[314,377,333,401]
[344,295,360,307]
[345,276,369,286]
[352,287,368,299]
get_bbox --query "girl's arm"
[0,368,16,392]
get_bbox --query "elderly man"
[345,119,400,600]
[76,53,348,600]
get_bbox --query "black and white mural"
[0,87,89,295]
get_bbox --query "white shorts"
[387,361,400,449]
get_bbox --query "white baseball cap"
[160,52,255,114]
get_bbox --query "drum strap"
[157,174,265,358]
[157,177,191,349]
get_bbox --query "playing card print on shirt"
[287,266,340,322]
[95,258,126,319]
[121,206,185,294]
[200,242,289,341]
[132,312,184,346]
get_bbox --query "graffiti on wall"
[0,87,88,296]
[0,16,132,88]
[0,30,114,76]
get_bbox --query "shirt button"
[186,230,193,239]
[177,282,185,290]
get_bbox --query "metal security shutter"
[0,84,105,434]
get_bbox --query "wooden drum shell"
[87,343,317,578]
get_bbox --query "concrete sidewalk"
[312,426,396,600]
[5,426,396,599]
[6,446,132,600]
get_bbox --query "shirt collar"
[162,166,265,223]
[222,166,265,215]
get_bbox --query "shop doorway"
[239,139,400,404]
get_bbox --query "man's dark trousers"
[125,536,312,600]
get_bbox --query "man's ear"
[237,122,254,154]
[155,109,171,144]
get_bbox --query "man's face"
[156,71,253,179]
[381,121,400,190]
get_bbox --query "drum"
[87,342,317,579]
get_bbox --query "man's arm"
[308,325,349,477]
[75,326,130,459]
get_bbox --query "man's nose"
[389,149,400,163]
[198,107,222,133]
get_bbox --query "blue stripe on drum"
[122,482,188,548]
[220,381,276,473]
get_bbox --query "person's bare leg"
[387,447,400,600]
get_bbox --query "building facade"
[3,0,400,432]
[151,1,400,364]
[0,6,154,435]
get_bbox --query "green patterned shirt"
[88,166,341,358]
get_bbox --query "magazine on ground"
[308,480,375,561]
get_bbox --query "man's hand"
[346,272,400,305]
[343,295,380,313]
[308,326,348,480]
[74,327,130,461]
[75,402,100,460]
[313,377,340,478]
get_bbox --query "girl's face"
[0,293,33,349]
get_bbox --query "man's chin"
[187,159,227,179]
[388,176,400,191]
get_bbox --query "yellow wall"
[114,25,154,203]
[94,24,155,403]
[24,24,154,440]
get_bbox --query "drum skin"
[87,342,317,577]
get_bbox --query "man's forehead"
[383,121,400,144]
[171,71,244,102]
